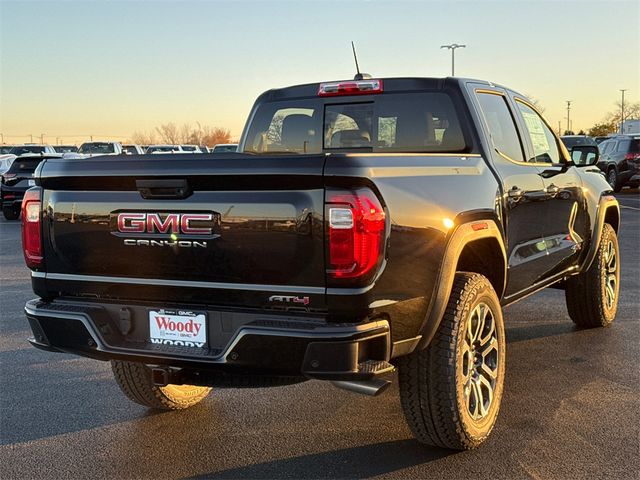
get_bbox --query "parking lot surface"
[1,191,638,479]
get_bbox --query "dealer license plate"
[149,309,207,348]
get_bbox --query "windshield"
[9,146,45,155]
[0,146,14,154]
[79,143,115,154]
[243,92,467,154]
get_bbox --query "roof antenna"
[351,41,371,80]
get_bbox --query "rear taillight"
[624,153,640,161]
[327,189,386,280]
[318,79,383,97]
[21,187,43,268]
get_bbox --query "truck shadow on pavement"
[187,439,453,479]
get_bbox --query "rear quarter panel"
[324,153,500,342]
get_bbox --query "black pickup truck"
[23,77,620,450]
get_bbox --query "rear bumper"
[25,299,393,381]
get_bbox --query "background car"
[53,145,78,153]
[8,144,57,156]
[180,145,202,153]
[596,135,640,191]
[0,154,17,175]
[560,135,598,150]
[122,144,145,155]
[146,145,184,154]
[211,143,238,153]
[1,154,61,220]
[0,145,17,154]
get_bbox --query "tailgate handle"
[136,179,192,200]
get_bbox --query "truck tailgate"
[37,154,326,308]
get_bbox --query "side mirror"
[571,145,599,166]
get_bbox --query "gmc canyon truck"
[22,77,620,450]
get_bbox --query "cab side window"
[516,102,562,164]
[476,92,525,162]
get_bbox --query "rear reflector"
[327,189,386,279]
[318,79,383,97]
[21,187,43,268]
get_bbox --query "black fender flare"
[579,194,619,274]
[417,219,507,350]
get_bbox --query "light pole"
[40,133,45,144]
[620,89,627,134]
[566,101,572,134]
[440,44,466,76]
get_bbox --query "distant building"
[620,119,640,134]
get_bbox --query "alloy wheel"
[607,170,617,188]
[604,240,617,310]
[461,303,499,421]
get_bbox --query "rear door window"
[475,92,525,162]
[616,139,630,152]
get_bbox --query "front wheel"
[607,168,622,192]
[398,272,506,450]
[111,360,211,410]
[565,223,620,327]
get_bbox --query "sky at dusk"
[1,0,638,144]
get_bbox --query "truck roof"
[257,77,513,102]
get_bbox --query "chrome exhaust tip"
[331,378,391,397]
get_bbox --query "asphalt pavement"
[1,190,638,479]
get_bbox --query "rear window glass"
[8,158,40,174]
[243,92,467,154]
[630,139,639,153]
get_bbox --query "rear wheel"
[2,206,19,220]
[111,360,211,410]
[398,272,506,450]
[565,223,619,327]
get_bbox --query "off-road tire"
[111,360,211,410]
[2,206,19,220]
[565,223,619,327]
[398,272,506,450]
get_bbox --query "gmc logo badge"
[117,213,214,235]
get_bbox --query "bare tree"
[131,130,158,145]
[134,123,232,147]
[523,94,546,113]
[203,127,232,147]
[607,101,640,127]
[155,123,181,144]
